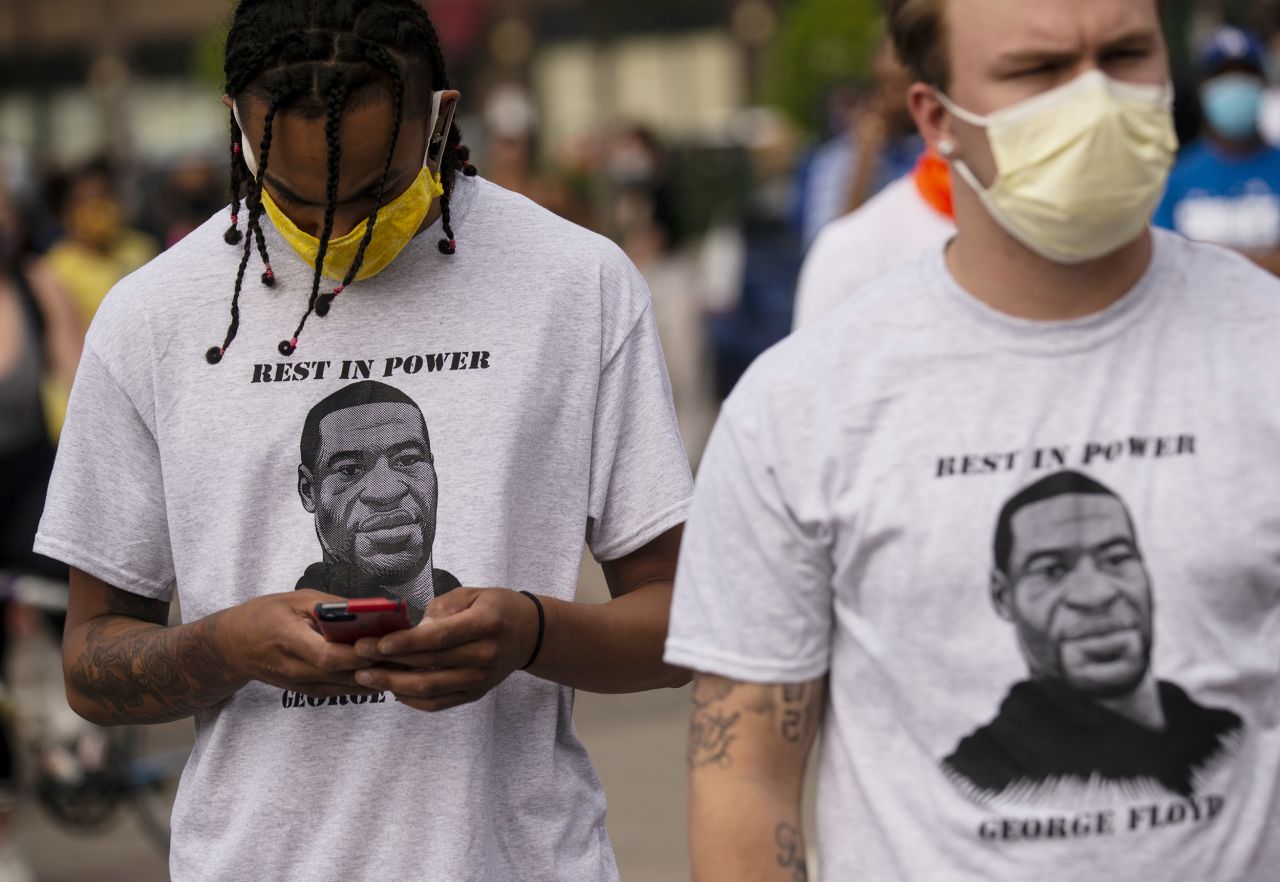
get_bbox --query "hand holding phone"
[314,598,412,644]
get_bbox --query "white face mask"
[937,70,1178,265]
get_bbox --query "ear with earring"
[937,139,957,158]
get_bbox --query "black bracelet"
[518,591,545,671]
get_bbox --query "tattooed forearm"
[67,612,243,725]
[775,822,808,881]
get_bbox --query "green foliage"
[764,0,884,133]
[192,2,237,91]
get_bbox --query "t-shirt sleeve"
[34,344,175,600]
[664,389,833,683]
[585,264,694,562]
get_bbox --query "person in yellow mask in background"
[44,158,156,331]
[669,0,1280,879]
[0,183,82,882]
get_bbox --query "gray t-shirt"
[37,176,693,882]
[666,230,1280,881]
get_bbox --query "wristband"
[518,591,545,671]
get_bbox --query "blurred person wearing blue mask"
[1155,26,1280,273]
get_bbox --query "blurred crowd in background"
[3,0,1280,463]
[3,1,1280,878]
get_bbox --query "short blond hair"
[886,0,950,88]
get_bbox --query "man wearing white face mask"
[1155,26,1280,274]
[666,1,1280,880]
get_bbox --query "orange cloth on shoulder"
[913,149,955,220]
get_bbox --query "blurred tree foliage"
[764,0,883,134]
[193,3,236,92]
[195,28,228,92]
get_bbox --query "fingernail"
[378,640,395,655]
[356,671,373,686]
[355,644,372,659]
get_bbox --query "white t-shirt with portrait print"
[36,175,693,882]
[666,229,1280,881]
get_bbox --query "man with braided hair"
[36,1,693,879]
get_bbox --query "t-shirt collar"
[924,229,1170,356]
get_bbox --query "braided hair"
[207,0,478,365]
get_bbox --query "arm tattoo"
[688,706,741,769]
[687,676,779,769]
[689,677,742,768]
[689,676,824,768]
[68,593,241,725]
[775,822,809,882]
[780,684,819,744]
[691,675,738,710]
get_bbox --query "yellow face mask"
[936,71,1176,265]
[260,167,443,282]
[237,91,454,283]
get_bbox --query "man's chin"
[351,553,428,587]
[1062,661,1149,699]
[317,550,427,594]
[1057,630,1151,696]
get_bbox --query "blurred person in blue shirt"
[795,43,924,250]
[1156,26,1280,273]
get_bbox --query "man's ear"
[427,90,462,141]
[907,81,953,159]
[990,569,1015,622]
[298,465,317,514]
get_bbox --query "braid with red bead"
[224,114,246,246]
[279,80,350,358]
[317,40,408,319]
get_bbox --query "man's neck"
[946,196,1155,322]
[1098,676,1165,732]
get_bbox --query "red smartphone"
[314,598,411,644]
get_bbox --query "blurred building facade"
[0,0,782,173]
[5,0,1269,174]
[0,0,228,171]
